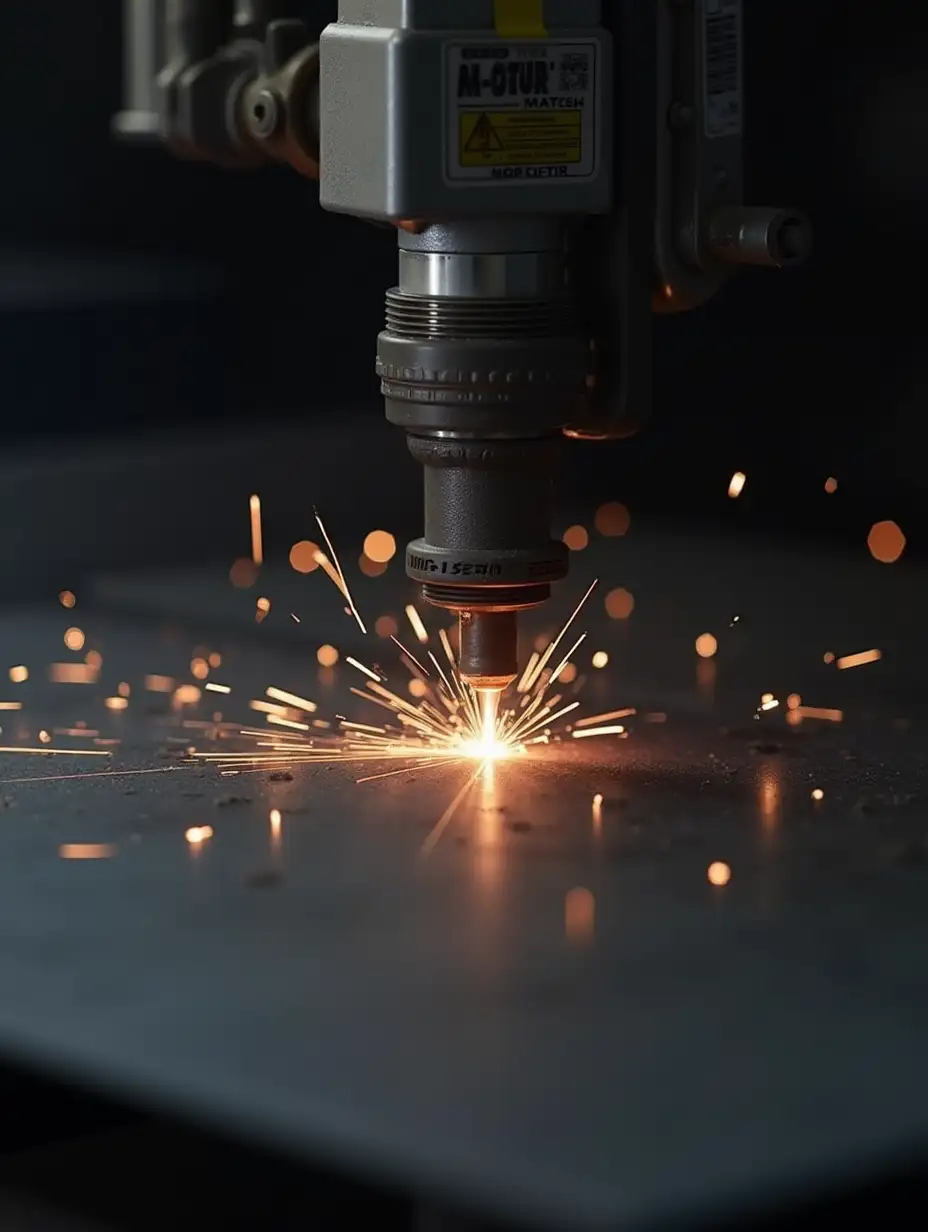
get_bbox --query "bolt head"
[249,89,280,139]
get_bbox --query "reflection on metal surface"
[475,761,502,887]
[565,887,595,945]
[59,843,117,860]
[757,764,781,833]
[697,657,717,700]
[420,764,484,857]
[592,792,603,837]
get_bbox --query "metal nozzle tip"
[458,610,518,693]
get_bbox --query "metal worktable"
[0,480,924,1229]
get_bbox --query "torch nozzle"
[458,610,518,693]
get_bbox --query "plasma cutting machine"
[115,0,809,706]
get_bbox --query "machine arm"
[115,0,810,699]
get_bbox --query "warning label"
[460,110,581,167]
[445,41,598,184]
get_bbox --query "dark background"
[0,0,925,551]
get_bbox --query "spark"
[249,494,263,565]
[145,674,175,692]
[867,520,905,564]
[728,471,746,498]
[0,702,23,711]
[364,530,396,563]
[290,541,319,574]
[0,746,111,757]
[563,524,588,551]
[594,502,630,537]
[50,664,98,684]
[796,706,843,722]
[104,697,129,711]
[345,656,382,683]
[267,715,310,732]
[185,826,213,845]
[812,788,824,800]
[390,635,429,677]
[836,648,881,670]
[405,604,429,645]
[708,862,731,886]
[574,708,636,728]
[314,509,367,634]
[591,651,608,669]
[317,644,339,667]
[572,725,624,738]
[523,579,597,692]
[420,763,486,856]
[8,666,27,683]
[695,633,717,658]
[189,581,625,796]
[0,766,183,786]
[205,682,232,694]
[266,687,316,712]
[249,700,290,717]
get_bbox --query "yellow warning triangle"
[464,113,503,153]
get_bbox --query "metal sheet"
[0,522,924,1230]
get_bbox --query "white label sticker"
[445,41,599,184]
[704,0,742,138]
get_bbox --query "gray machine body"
[318,0,612,220]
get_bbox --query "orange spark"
[562,525,589,551]
[728,471,746,498]
[64,627,85,652]
[836,648,881,670]
[796,706,843,722]
[249,494,263,565]
[145,674,175,692]
[405,604,429,645]
[289,540,320,573]
[867,520,905,564]
[594,502,630,537]
[266,687,316,712]
[364,530,396,563]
